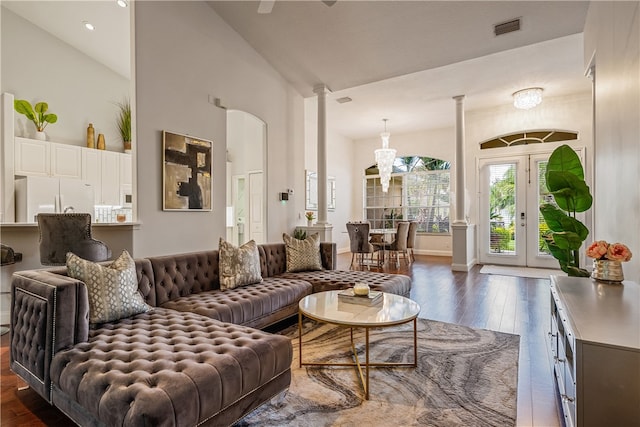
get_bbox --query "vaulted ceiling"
[210,1,592,139]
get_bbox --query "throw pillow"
[283,232,323,273]
[219,238,263,290]
[66,250,150,325]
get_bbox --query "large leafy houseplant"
[14,100,57,132]
[540,144,592,276]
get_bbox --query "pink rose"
[606,243,633,262]
[586,240,609,259]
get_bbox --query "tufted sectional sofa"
[10,242,411,426]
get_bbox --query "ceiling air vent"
[336,96,352,104]
[494,18,521,36]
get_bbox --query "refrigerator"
[15,176,95,223]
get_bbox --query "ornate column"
[451,95,476,271]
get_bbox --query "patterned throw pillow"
[283,232,323,273]
[66,250,150,325]
[219,238,263,290]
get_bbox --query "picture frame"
[163,130,212,211]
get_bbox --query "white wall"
[133,1,304,257]
[1,7,130,149]
[584,1,640,282]
[349,92,592,258]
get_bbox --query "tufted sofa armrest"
[10,270,90,402]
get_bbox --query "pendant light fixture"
[374,119,396,192]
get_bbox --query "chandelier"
[513,87,543,110]
[374,119,396,193]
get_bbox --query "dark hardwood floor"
[0,254,561,426]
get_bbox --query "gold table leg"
[299,316,418,400]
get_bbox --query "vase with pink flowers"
[587,240,633,283]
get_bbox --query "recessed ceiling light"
[83,21,95,31]
[116,0,128,8]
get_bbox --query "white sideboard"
[549,275,640,427]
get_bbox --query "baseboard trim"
[451,259,477,272]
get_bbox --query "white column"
[451,94,475,271]
[313,84,328,225]
[453,95,466,224]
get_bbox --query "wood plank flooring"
[0,254,561,426]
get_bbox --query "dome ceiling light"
[513,87,543,110]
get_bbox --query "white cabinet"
[14,137,81,179]
[15,137,50,176]
[81,148,102,204]
[50,143,82,178]
[99,151,121,206]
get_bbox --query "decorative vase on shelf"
[123,140,132,154]
[97,133,106,150]
[34,131,46,141]
[86,123,95,148]
[592,260,624,283]
[307,220,313,227]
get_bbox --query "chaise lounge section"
[10,242,412,426]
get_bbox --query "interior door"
[248,171,265,244]
[478,153,558,268]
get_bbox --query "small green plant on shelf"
[14,99,58,132]
[115,98,132,151]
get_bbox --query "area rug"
[236,318,519,427]
[480,264,564,279]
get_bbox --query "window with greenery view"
[364,156,450,234]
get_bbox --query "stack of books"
[337,288,383,306]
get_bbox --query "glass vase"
[592,259,624,283]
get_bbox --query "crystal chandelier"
[513,87,543,110]
[374,119,396,192]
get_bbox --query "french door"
[478,153,558,268]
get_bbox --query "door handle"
[520,212,525,226]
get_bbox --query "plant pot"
[34,131,46,141]
[592,260,624,283]
[123,141,132,153]
[307,220,313,227]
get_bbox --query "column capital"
[313,84,330,95]
[452,94,466,101]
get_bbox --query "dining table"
[369,228,397,265]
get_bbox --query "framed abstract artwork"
[163,131,212,211]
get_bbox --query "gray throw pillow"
[219,238,263,290]
[283,232,323,272]
[66,250,150,325]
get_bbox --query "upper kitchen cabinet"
[15,137,82,179]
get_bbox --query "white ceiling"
[210,0,592,139]
[3,1,592,140]
[2,0,130,79]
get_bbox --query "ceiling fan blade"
[321,0,337,6]
[257,0,275,14]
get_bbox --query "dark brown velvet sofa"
[10,242,412,426]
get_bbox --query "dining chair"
[385,221,410,267]
[406,221,419,262]
[346,222,380,270]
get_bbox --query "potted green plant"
[539,144,592,276]
[14,99,58,141]
[116,99,132,153]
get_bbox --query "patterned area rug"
[236,318,520,427]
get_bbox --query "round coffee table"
[298,290,421,399]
